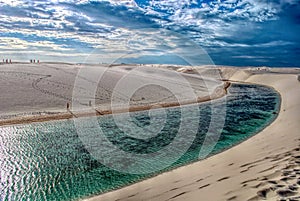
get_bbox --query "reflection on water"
[0,84,280,201]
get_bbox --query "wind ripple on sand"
[238,142,300,201]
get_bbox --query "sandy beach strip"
[0,81,230,127]
[0,63,229,126]
[85,72,300,201]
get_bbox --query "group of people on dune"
[1,59,42,64]
[30,59,40,63]
[2,59,12,64]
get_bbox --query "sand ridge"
[0,63,228,126]
[84,69,300,201]
[1,64,300,200]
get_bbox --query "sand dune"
[85,68,300,201]
[1,63,300,200]
[0,63,226,126]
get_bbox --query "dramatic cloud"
[0,0,299,66]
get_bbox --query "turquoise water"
[0,84,280,201]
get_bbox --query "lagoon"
[0,84,280,201]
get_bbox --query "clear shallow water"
[0,84,280,201]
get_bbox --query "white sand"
[1,63,300,200]
[0,63,223,125]
[85,69,300,201]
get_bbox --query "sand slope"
[0,63,224,125]
[85,72,300,201]
[1,64,299,200]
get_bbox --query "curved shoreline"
[1,81,279,201]
[84,73,300,201]
[0,82,230,127]
[80,81,281,201]
[1,66,299,200]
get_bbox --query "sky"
[0,0,299,66]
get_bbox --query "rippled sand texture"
[0,84,279,201]
[1,64,299,201]
[86,68,300,201]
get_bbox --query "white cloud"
[0,37,73,51]
[0,0,24,7]
[232,55,274,59]
[0,0,296,64]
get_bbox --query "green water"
[0,84,280,201]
